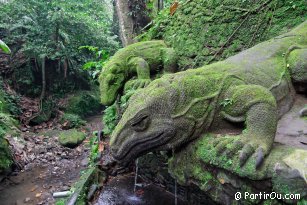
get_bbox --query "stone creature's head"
[99,63,126,106]
[110,78,195,165]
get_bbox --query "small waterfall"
[134,158,139,193]
[174,179,178,205]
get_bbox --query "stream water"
[95,175,188,205]
[95,158,186,205]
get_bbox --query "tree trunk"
[114,0,151,47]
[114,0,136,46]
[63,58,68,79]
[157,0,164,11]
[40,56,46,101]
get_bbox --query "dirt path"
[0,114,103,205]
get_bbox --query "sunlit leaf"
[0,39,11,54]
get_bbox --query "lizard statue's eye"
[107,75,116,85]
[131,115,150,132]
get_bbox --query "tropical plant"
[79,46,110,79]
[0,0,119,97]
[0,39,11,54]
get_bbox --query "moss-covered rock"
[0,113,18,173]
[142,0,306,69]
[0,91,19,173]
[66,90,102,118]
[58,129,86,148]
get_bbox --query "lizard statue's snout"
[109,117,177,166]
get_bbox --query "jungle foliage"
[0,0,118,63]
[0,0,119,97]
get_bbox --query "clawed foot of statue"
[213,135,270,169]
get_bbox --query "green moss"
[69,168,100,205]
[168,142,218,192]
[287,48,307,83]
[141,0,306,69]
[0,81,20,173]
[0,113,19,171]
[58,129,86,148]
[0,116,19,173]
[0,137,12,170]
[66,90,102,117]
[0,91,8,113]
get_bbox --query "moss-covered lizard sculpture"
[109,21,307,169]
[98,40,177,106]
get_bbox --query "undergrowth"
[60,113,86,129]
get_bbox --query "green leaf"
[82,61,97,70]
[0,39,11,54]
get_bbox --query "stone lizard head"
[109,78,194,165]
[99,63,125,106]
